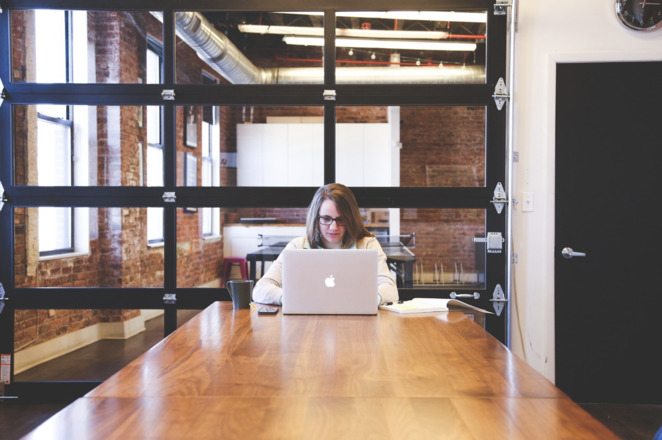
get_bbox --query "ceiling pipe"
[152,11,485,85]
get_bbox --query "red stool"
[222,257,248,284]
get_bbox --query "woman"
[252,183,399,305]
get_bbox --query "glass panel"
[13,309,199,382]
[39,207,72,253]
[335,10,486,85]
[14,207,164,288]
[402,208,485,289]
[336,105,486,188]
[175,11,323,85]
[177,105,324,187]
[178,206,310,287]
[13,105,160,187]
[11,10,163,84]
[177,207,224,288]
[183,206,484,289]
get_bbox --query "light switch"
[522,192,534,212]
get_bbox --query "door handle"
[562,247,586,259]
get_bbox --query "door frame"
[546,50,660,383]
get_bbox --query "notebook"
[281,249,379,315]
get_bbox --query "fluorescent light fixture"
[238,24,450,40]
[277,10,487,24]
[282,36,477,52]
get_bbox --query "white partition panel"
[262,124,288,186]
[237,124,264,186]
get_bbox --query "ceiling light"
[371,52,376,60]
[282,36,477,52]
[238,24,450,40]
[277,10,487,24]
[348,48,354,56]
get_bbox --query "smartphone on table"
[257,306,279,315]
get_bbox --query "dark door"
[555,61,662,404]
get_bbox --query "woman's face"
[318,199,346,249]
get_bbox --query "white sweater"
[252,236,399,305]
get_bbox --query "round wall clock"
[615,0,662,30]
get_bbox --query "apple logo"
[324,275,335,288]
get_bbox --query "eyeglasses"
[318,215,345,226]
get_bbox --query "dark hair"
[306,183,372,248]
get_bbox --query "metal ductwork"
[153,11,485,85]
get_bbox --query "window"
[201,74,221,237]
[146,38,164,245]
[35,10,89,256]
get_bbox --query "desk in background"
[246,234,416,287]
[24,302,618,439]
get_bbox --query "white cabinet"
[223,225,307,257]
[237,122,396,187]
[237,124,323,186]
[337,123,392,186]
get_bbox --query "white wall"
[512,0,662,382]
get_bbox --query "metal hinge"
[162,192,176,203]
[494,0,512,15]
[473,232,505,254]
[492,77,509,110]
[490,182,507,214]
[323,90,336,101]
[0,283,7,315]
[0,180,6,212]
[163,293,177,305]
[161,89,176,101]
[490,284,506,316]
[0,76,5,108]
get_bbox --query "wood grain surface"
[23,302,619,439]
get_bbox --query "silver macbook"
[281,249,379,315]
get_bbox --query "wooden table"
[24,302,618,439]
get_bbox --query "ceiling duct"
[153,11,485,85]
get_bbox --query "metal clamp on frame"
[162,192,176,203]
[323,90,336,101]
[494,0,512,15]
[163,293,177,305]
[490,284,507,316]
[0,282,8,315]
[492,78,509,110]
[0,76,5,107]
[161,89,176,101]
[0,180,7,212]
[490,182,507,214]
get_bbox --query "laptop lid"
[281,249,379,315]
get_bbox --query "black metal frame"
[0,0,507,399]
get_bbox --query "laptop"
[281,249,379,315]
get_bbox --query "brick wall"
[12,11,226,349]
